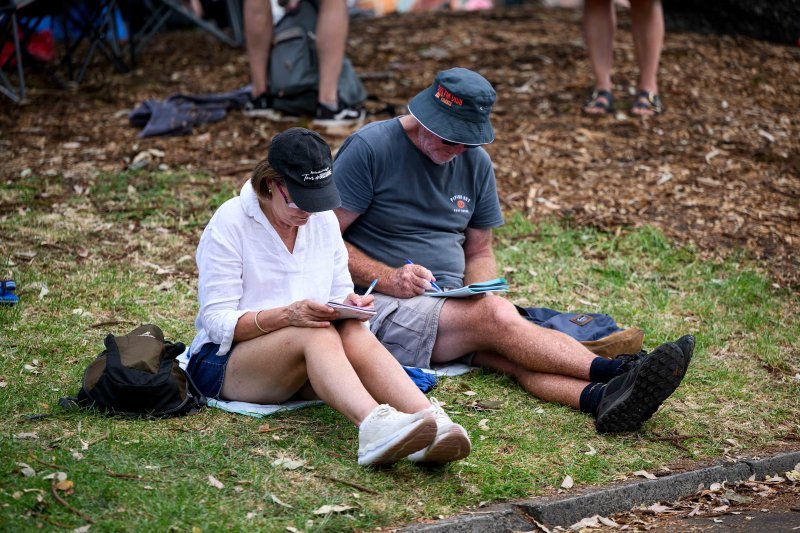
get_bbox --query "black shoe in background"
[312,102,365,128]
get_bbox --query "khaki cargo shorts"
[369,293,447,368]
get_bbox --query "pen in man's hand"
[363,278,379,297]
[405,259,443,292]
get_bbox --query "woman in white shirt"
[187,128,470,466]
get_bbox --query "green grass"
[1,171,798,531]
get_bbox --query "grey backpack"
[269,0,367,115]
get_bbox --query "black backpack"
[268,0,367,115]
[60,324,205,418]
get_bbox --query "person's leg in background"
[316,0,347,108]
[629,0,664,115]
[581,0,616,114]
[243,0,275,116]
[313,0,365,126]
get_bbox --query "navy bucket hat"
[407,68,496,146]
[268,128,341,212]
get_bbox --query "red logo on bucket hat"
[434,84,464,107]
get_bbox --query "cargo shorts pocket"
[373,300,432,367]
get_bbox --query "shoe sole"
[358,415,437,466]
[413,425,472,464]
[312,114,365,129]
[596,345,685,434]
[636,336,695,421]
[242,109,299,122]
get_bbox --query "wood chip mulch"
[2,6,798,286]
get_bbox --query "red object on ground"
[0,29,54,67]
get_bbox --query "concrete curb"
[401,451,800,531]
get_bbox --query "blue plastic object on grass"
[403,366,437,393]
[1,279,18,306]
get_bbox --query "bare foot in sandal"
[631,90,663,116]
[582,89,614,115]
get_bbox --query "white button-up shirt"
[189,181,353,356]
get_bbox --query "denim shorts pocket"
[186,343,231,399]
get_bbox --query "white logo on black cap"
[302,167,332,181]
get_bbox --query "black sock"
[579,382,606,416]
[589,357,624,383]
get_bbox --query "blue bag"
[516,306,644,357]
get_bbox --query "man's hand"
[385,264,438,298]
[285,300,336,327]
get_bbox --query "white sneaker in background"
[407,397,472,464]
[357,404,436,466]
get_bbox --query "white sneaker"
[357,405,436,466]
[407,398,471,464]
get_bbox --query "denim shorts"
[186,342,235,399]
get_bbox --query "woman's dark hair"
[250,160,285,199]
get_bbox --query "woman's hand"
[344,293,374,309]
[285,299,336,328]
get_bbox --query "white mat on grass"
[178,348,476,418]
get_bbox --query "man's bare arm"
[462,227,497,285]
[334,207,436,298]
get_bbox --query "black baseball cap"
[267,128,341,212]
[407,68,496,146]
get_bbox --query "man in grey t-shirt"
[333,68,693,435]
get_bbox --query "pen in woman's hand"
[363,278,379,297]
[405,259,443,292]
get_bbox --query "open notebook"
[425,277,509,298]
[327,301,376,320]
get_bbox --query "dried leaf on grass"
[469,399,503,410]
[16,462,36,477]
[208,475,224,489]
[270,494,293,508]
[55,479,74,492]
[272,457,307,470]
[313,504,354,515]
[561,475,574,489]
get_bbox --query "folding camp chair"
[54,0,130,84]
[0,0,37,102]
[126,0,243,61]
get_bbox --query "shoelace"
[372,404,399,419]
[615,350,648,375]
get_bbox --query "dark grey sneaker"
[595,342,686,433]
[674,335,695,376]
[312,102,365,128]
[614,335,695,379]
[613,350,647,377]
[243,93,297,121]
